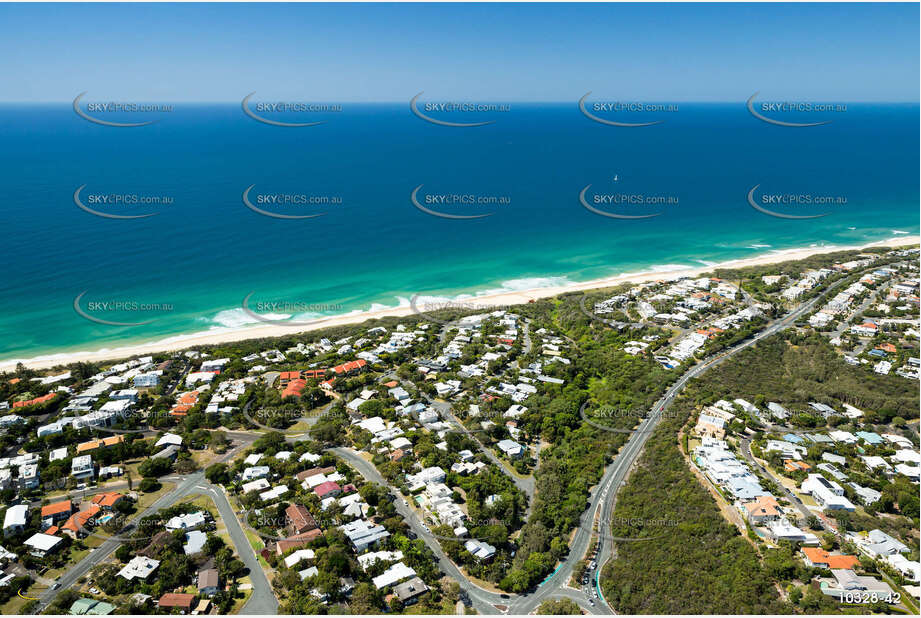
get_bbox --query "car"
[52,582,60,590]
[89,587,100,595]
[402,499,408,506]
[589,600,595,606]
[500,594,510,599]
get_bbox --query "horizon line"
[3,99,919,105]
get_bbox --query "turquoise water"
[0,103,917,361]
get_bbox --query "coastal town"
[0,245,917,615]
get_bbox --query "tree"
[536,598,582,614]
[205,463,230,485]
[139,478,161,493]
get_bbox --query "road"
[587,272,840,613]
[331,286,834,615]
[32,438,278,615]
[738,438,827,531]
[33,274,850,615]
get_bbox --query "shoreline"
[3,235,918,372]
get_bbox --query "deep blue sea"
[0,102,917,362]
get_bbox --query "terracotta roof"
[276,529,322,554]
[62,505,102,533]
[77,436,124,453]
[802,547,860,570]
[12,392,57,408]
[285,504,318,534]
[281,379,307,399]
[41,501,73,518]
[332,359,367,375]
[91,492,126,508]
[158,593,196,609]
[742,495,783,518]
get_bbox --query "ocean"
[0,102,917,362]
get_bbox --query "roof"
[25,532,63,552]
[333,359,367,374]
[91,492,125,508]
[802,547,861,570]
[62,505,102,534]
[313,480,342,497]
[285,504,318,532]
[743,495,783,518]
[69,598,116,615]
[281,379,307,399]
[42,500,73,518]
[198,568,219,590]
[158,593,196,609]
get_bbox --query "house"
[286,504,319,536]
[71,455,94,481]
[314,481,342,499]
[340,519,390,552]
[241,466,270,482]
[497,439,524,459]
[742,495,783,525]
[241,478,270,494]
[91,492,127,511]
[393,576,429,604]
[784,460,811,473]
[197,568,219,597]
[24,532,63,557]
[821,569,896,603]
[695,414,726,439]
[801,547,861,570]
[166,511,206,532]
[18,463,39,489]
[283,548,316,569]
[3,504,28,536]
[154,433,183,449]
[859,529,910,558]
[158,593,196,612]
[61,505,101,539]
[464,539,497,560]
[68,598,116,615]
[371,562,416,590]
[801,474,855,511]
[275,530,322,555]
[152,445,180,461]
[183,530,208,555]
[117,556,160,581]
[41,500,74,523]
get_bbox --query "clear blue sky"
[1,2,917,102]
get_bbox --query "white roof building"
[118,556,160,580]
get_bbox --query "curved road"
[32,438,278,616]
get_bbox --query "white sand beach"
[3,236,917,372]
